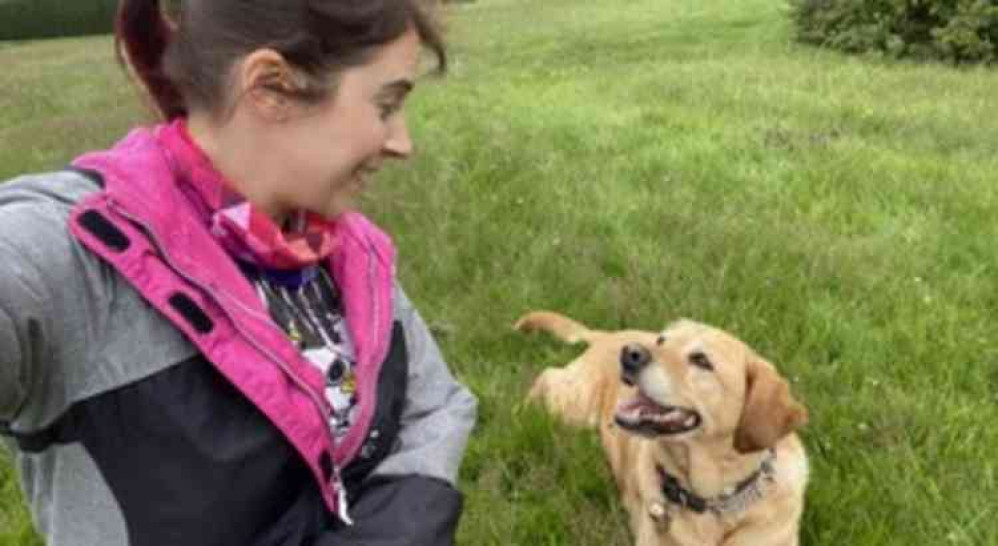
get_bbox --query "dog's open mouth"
[614,392,701,436]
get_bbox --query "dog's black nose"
[620,343,651,379]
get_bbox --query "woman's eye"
[378,102,401,119]
[688,351,714,371]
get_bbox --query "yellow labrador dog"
[515,311,808,546]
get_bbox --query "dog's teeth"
[617,408,643,424]
[684,416,696,427]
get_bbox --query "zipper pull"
[335,472,353,526]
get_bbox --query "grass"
[2,0,998,544]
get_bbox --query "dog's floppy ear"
[733,357,808,454]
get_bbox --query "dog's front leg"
[628,496,679,546]
[632,513,668,546]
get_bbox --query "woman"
[0,1,477,545]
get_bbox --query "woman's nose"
[384,117,413,159]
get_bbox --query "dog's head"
[614,320,807,453]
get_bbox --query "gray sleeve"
[0,305,29,421]
[0,203,57,423]
[371,284,478,485]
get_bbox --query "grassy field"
[3,0,998,544]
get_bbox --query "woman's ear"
[238,48,301,121]
[733,357,808,454]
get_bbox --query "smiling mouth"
[355,164,380,181]
[614,392,701,436]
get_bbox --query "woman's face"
[259,27,421,220]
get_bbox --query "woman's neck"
[185,112,290,225]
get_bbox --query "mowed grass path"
[3,0,997,544]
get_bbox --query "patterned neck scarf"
[158,119,338,270]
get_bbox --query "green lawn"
[3,0,998,544]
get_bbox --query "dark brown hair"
[115,0,446,120]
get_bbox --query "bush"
[790,0,998,64]
[0,0,117,41]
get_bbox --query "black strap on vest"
[64,167,132,254]
[77,210,131,252]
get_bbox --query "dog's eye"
[688,351,714,371]
[656,335,667,346]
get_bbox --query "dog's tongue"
[617,393,666,415]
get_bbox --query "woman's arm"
[0,306,28,423]
[0,172,104,431]
[370,283,478,484]
[0,201,54,425]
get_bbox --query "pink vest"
[69,126,397,520]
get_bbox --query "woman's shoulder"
[0,170,100,257]
[0,168,103,210]
[0,169,196,426]
[0,169,103,263]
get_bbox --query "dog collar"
[657,449,777,516]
